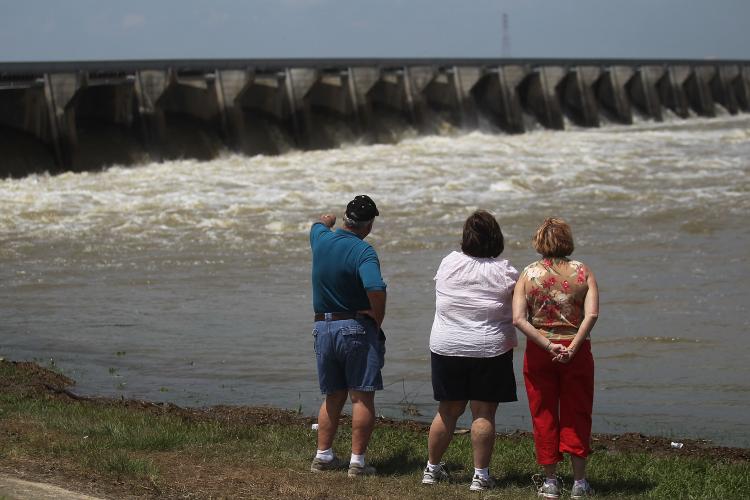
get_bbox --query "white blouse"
[429,251,519,358]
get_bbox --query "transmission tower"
[501,12,511,58]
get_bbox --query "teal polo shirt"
[310,223,386,313]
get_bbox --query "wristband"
[545,340,552,351]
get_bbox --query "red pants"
[523,339,594,465]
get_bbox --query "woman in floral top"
[512,218,599,499]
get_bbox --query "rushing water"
[1,114,749,447]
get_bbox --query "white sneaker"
[535,476,561,499]
[571,479,594,498]
[309,455,347,473]
[469,474,496,491]
[347,463,376,477]
[422,463,449,484]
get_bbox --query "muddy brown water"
[2,114,749,446]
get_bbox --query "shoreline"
[5,359,749,457]
[1,359,748,499]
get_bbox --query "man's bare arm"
[364,290,386,329]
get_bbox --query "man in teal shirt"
[309,195,387,478]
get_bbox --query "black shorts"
[431,350,518,403]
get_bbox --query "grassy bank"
[0,360,748,499]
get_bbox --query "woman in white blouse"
[421,210,519,492]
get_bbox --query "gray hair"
[343,215,374,230]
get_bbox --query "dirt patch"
[0,360,75,394]
[591,431,750,462]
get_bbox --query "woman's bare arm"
[512,278,567,357]
[560,269,599,362]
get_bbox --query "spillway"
[1,58,748,177]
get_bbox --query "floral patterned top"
[521,258,590,340]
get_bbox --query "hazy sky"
[1,0,748,62]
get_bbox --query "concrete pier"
[628,66,664,121]
[404,65,436,130]
[237,69,295,154]
[472,65,528,133]
[686,66,716,117]
[560,66,601,127]
[712,65,740,115]
[523,66,566,130]
[0,58,748,177]
[659,66,692,118]
[735,66,750,111]
[597,66,634,124]
[420,67,463,128]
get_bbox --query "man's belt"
[314,312,363,321]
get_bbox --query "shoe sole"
[310,462,346,473]
[470,483,494,491]
[311,467,345,473]
[422,475,447,485]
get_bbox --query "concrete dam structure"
[1,58,749,177]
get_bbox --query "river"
[1,113,749,447]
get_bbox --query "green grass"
[0,362,748,498]
[1,394,250,450]
[94,451,158,478]
[0,392,258,481]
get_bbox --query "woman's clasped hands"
[549,343,575,363]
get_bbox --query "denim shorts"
[312,316,386,394]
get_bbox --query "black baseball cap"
[346,195,379,222]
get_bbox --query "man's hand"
[319,214,336,228]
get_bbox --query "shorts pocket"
[338,324,367,358]
[340,324,366,336]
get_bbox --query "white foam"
[0,114,748,253]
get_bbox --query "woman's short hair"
[461,210,504,258]
[533,217,575,257]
